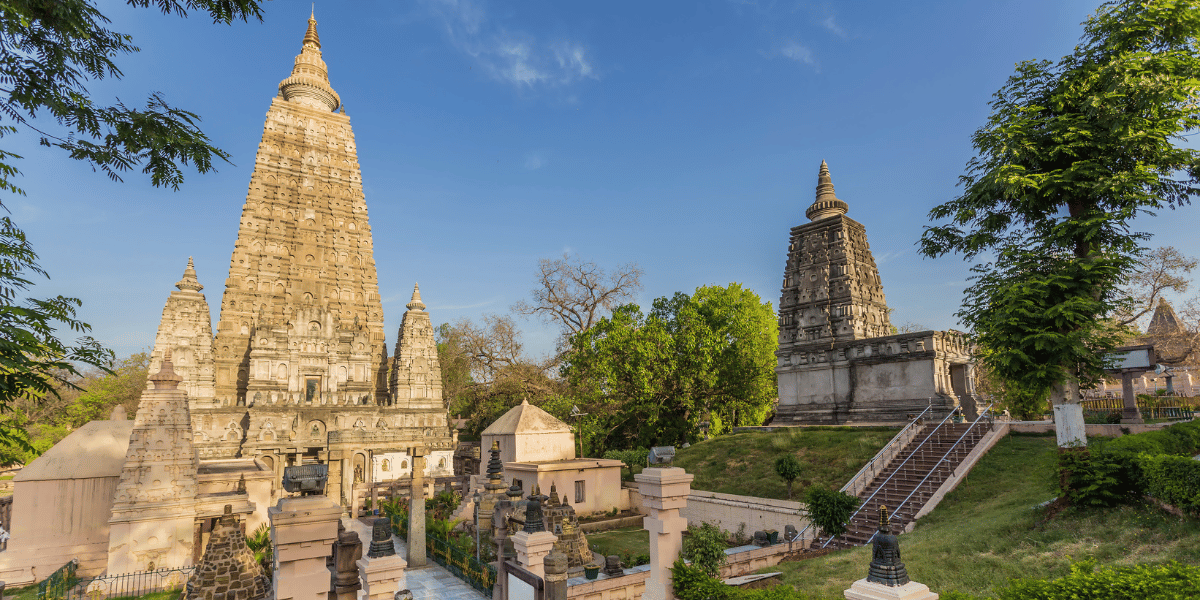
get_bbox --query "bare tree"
[1117,246,1197,328]
[512,254,644,342]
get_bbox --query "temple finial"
[406,282,426,311]
[279,12,340,111]
[175,256,204,292]
[806,159,849,221]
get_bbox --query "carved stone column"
[407,448,428,567]
[636,467,693,600]
[544,550,569,600]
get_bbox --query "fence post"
[269,496,341,600]
[636,467,693,600]
[543,551,568,600]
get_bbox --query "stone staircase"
[814,418,993,550]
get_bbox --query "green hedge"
[994,560,1200,600]
[1140,454,1200,515]
[1061,420,1200,509]
[674,559,1200,600]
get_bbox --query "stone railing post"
[544,550,569,600]
[408,448,428,567]
[510,529,557,579]
[358,517,407,600]
[269,495,342,600]
[636,467,693,600]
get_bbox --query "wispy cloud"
[524,152,545,170]
[425,0,599,89]
[430,297,502,310]
[822,15,847,38]
[777,40,815,65]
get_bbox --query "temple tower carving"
[389,284,444,411]
[150,257,216,409]
[210,11,388,410]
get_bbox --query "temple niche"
[149,13,454,510]
[773,161,979,424]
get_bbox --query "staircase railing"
[861,404,995,546]
[820,407,960,549]
[786,406,933,546]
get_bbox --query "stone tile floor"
[347,517,488,600]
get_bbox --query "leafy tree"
[681,522,727,577]
[63,352,149,426]
[803,485,858,539]
[774,454,802,500]
[603,447,647,480]
[0,0,264,452]
[563,283,777,454]
[918,0,1200,446]
[1116,246,1196,329]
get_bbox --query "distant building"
[773,161,980,424]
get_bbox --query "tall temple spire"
[279,11,340,111]
[175,256,204,292]
[806,159,850,221]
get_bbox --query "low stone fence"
[1006,422,1175,437]
[564,540,804,600]
[681,490,809,540]
[579,515,645,533]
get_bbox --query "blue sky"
[10,0,1200,361]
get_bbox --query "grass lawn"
[587,526,649,559]
[655,427,898,500]
[4,583,181,600]
[768,433,1200,599]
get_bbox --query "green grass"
[767,433,1200,599]
[657,427,898,500]
[588,525,650,559]
[0,474,13,480]
[4,583,182,600]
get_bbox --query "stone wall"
[680,491,810,542]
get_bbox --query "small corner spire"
[406,282,426,311]
[175,256,204,292]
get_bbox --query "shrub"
[774,454,802,499]
[803,486,859,538]
[681,522,727,577]
[1057,448,1127,509]
[1139,453,1200,515]
[996,559,1200,600]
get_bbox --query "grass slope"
[771,433,1200,599]
[588,526,650,559]
[668,427,898,500]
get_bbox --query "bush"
[1139,453,1200,515]
[803,486,859,538]
[604,448,648,480]
[1060,420,1200,509]
[1057,448,1128,509]
[996,559,1200,600]
[681,522,727,577]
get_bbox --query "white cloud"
[822,15,847,38]
[778,40,815,65]
[525,153,545,170]
[424,0,598,89]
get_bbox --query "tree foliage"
[774,454,802,500]
[803,485,858,539]
[681,523,727,578]
[919,0,1200,401]
[0,0,264,452]
[563,283,777,454]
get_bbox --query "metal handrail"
[838,403,932,494]
[820,406,959,549]
[788,406,931,546]
[861,404,995,547]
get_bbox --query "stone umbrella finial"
[151,349,184,390]
[279,11,340,111]
[175,257,204,292]
[406,283,426,311]
[806,159,850,221]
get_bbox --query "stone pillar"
[407,448,428,567]
[511,530,558,579]
[636,467,693,600]
[333,529,363,600]
[269,496,341,600]
[356,554,407,600]
[1121,372,1144,424]
[544,550,569,600]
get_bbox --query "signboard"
[1103,345,1155,373]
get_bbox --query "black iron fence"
[426,533,495,596]
[37,562,197,600]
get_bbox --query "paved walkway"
[346,517,487,600]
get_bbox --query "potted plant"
[584,563,601,580]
